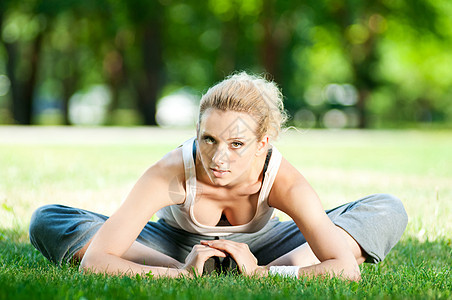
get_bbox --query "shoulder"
[129,146,186,206]
[153,137,194,173]
[140,147,185,198]
[268,157,317,208]
[148,147,184,180]
[273,157,304,187]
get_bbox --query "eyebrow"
[200,132,246,141]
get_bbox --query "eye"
[203,136,215,145]
[231,141,243,149]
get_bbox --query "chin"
[209,177,230,187]
[210,173,240,187]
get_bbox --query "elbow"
[79,253,98,274]
[79,251,119,275]
[346,267,361,282]
[326,256,361,281]
[79,255,90,273]
[340,260,361,282]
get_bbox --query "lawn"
[0,127,451,299]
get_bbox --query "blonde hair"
[199,72,287,140]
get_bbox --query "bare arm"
[80,148,189,277]
[267,158,361,281]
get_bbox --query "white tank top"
[156,137,282,236]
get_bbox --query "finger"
[201,240,242,254]
[201,239,242,247]
[200,239,235,248]
[185,246,227,275]
[198,247,227,258]
[194,244,226,253]
[201,240,258,274]
[202,243,244,266]
[187,245,226,263]
[206,249,227,258]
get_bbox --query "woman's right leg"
[29,204,184,267]
[29,204,106,265]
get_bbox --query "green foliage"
[1,0,452,127]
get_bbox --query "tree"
[0,0,46,124]
[112,0,165,126]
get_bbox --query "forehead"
[199,109,257,138]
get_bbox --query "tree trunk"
[3,32,44,124]
[135,21,163,126]
[330,5,380,129]
[351,33,378,129]
[3,42,21,123]
[104,50,125,124]
[22,32,44,124]
[261,0,280,80]
[216,18,238,80]
[61,74,76,125]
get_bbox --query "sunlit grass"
[1,127,451,299]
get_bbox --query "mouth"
[210,168,230,178]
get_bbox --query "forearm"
[80,252,188,278]
[297,259,361,281]
[260,259,361,281]
[121,241,183,268]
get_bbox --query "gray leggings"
[29,193,407,266]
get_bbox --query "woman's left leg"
[326,193,408,264]
[230,193,408,266]
[267,226,366,267]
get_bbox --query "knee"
[371,193,408,230]
[29,204,60,244]
[379,193,407,216]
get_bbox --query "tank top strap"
[181,137,197,208]
[258,146,282,205]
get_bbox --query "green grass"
[1,127,451,299]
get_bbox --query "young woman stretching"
[29,72,407,280]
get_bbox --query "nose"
[212,144,229,166]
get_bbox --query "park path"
[0,126,195,145]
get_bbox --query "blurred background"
[0,0,451,129]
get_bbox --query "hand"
[200,239,265,276]
[182,244,226,276]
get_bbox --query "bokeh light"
[293,109,317,129]
[0,75,11,97]
[324,83,358,106]
[156,90,198,127]
[69,86,111,126]
[323,109,348,129]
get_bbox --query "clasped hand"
[182,239,262,276]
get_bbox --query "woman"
[29,72,407,280]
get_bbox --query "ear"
[255,135,269,156]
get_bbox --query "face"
[197,109,268,186]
